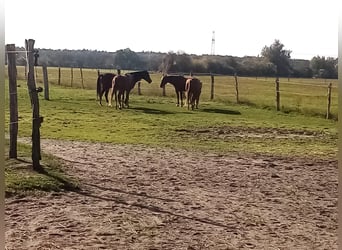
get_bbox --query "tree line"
[7,40,338,79]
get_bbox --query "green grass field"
[8,66,338,118]
[4,67,338,194]
[4,75,337,158]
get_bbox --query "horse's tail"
[96,74,103,100]
[185,78,191,92]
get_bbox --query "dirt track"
[5,139,337,249]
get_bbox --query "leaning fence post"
[6,44,18,159]
[25,39,43,171]
[42,64,49,100]
[275,77,280,111]
[234,73,239,103]
[326,82,332,119]
[210,74,214,100]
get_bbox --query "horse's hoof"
[176,104,179,107]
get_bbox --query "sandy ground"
[5,139,337,250]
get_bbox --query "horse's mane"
[125,70,148,75]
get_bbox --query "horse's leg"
[117,91,120,109]
[99,89,107,106]
[121,91,125,109]
[118,91,123,109]
[180,91,184,107]
[114,90,118,109]
[104,89,109,104]
[191,94,195,110]
[99,92,103,106]
[121,91,125,108]
[175,91,180,106]
[187,91,192,110]
[119,91,124,109]
[125,92,130,108]
[186,91,189,110]
[119,91,123,109]
[196,94,200,109]
[108,88,113,107]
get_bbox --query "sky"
[4,0,340,60]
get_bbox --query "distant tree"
[173,52,192,73]
[310,56,337,78]
[10,45,319,77]
[192,61,206,73]
[113,48,143,70]
[261,39,292,76]
[159,52,176,73]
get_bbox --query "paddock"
[5,138,337,249]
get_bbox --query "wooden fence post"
[210,74,214,100]
[275,77,280,111]
[58,67,61,85]
[70,67,73,87]
[80,68,84,89]
[6,44,18,159]
[326,82,332,119]
[42,65,49,100]
[234,73,239,103]
[25,39,43,171]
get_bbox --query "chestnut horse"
[160,75,188,107]
[109,70,152,109]
[96,73,116,105]
[185,78,202,110]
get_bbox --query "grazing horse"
[185,78,202,110]
[109,70,152,109]
[97,73,116,105]
[160,75,188,107]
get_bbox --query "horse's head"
[160,75,168,88]
[142,70,152,84]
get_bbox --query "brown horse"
[109,70,152,109]
[97,73,116,105]
[185,78,202,110]
[160,75,188,107]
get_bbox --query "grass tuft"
[5,141,79,197]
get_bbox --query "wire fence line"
[5,65,338,119]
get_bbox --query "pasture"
[4,70,338,249]
[8,66,339,119]
[3,76,337,158]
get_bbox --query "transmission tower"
[211,31,215,55]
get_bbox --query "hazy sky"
[5,0,339,60]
